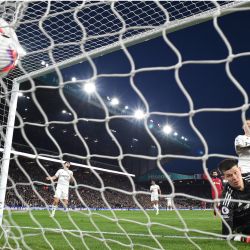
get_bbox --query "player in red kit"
[210,169,223,216]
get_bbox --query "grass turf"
[0,209,249,249]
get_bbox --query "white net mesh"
[1,1,250,250]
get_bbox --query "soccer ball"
[0,18,26,77]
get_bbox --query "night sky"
[13,3,250,175]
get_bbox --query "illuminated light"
[134,109,145,120]
[163,125,172,134]
[149,124,154,129]
[150,119,154,123]
[84,82,96,94]
[45,63,49,67]
[174,132,178,136]
[41,60,46,65]
[184,138,188,141]
[181,136,185,140]
[26,96,30,100]
[110,97,119,106]
[72,77,76,82]
[62,110,67,114]
[125,105,129,110]
[18,93,23,97]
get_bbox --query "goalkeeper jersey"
[234,135,250,174]
[221,178,250,235]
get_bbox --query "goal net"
[0,1,250,249]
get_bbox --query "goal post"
[1,1,250,249]
[0,80,19,225]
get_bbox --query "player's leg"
[155,200,159,215]
[51,197,59,217]
[51,188,61,217]
[151,195,156,210]
[61,188,69,212]
[62,199,69,212]
[211,193,217,216]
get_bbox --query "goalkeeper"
[218,159,250,243]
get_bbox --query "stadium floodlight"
[163,124,172,135]
[110,97,119,106]
[125,105,129,110]
[83,81,96,94]
[71,77,76,82]
[61,110,67,114]
[134,109,145,120]
[174,132,178,136]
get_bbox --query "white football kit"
[150,184,160,201]
[166,197,173,207]
[235,135,250,174]
[54,168,73,200]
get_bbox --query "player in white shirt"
[46,161,73,217]
[166,196,173,211]
[235,119,250,176]
[150,180,161,215]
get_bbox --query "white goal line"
[4,225,224,241]
[0,148,135,177]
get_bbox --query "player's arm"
[158,186,161,195]
[235,136,250,151]
[221,200,234,235]
[219,179,223,191]
[70,172,75,183]
[46,170,59,181]
[46,175,57,181]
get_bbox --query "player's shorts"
[54,186,69,200]
[167,200,172,207]
[151,194,159,201]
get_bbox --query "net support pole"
[0,80,19,226]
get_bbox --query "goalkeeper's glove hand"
[232,235,250,243]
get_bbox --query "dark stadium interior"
[3,68,215,210]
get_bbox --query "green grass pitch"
[0,210,249,249]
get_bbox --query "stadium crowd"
[4,160,213,210]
